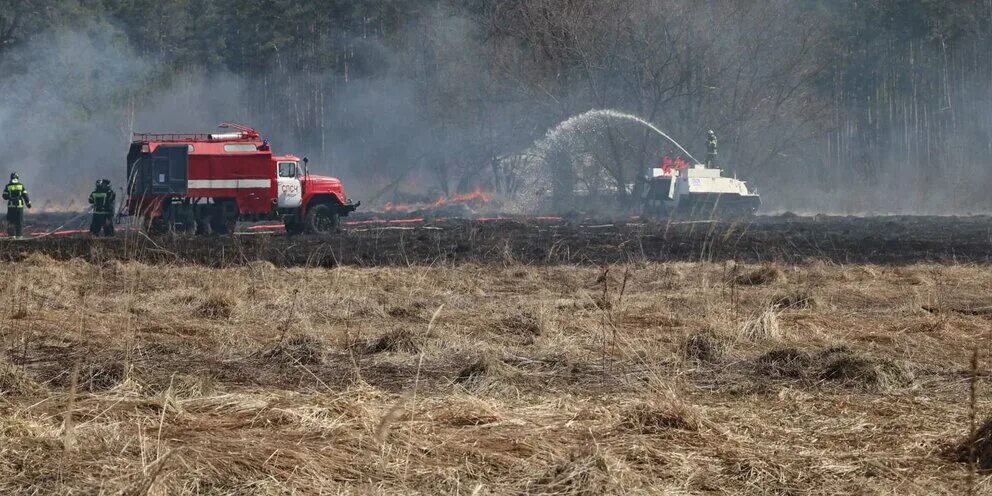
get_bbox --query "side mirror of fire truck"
[302,157,309,178]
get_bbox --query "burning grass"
[0,259,987,493]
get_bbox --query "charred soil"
[4,214,991,266]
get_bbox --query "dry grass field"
[1,254,991,494]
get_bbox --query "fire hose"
[30,208,93,239]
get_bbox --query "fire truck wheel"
[178,209,197,234]
[284,217,305,235]
[209,215,236,235]
[195,217,211,235]
[146,217,170,235]
[640,204,660,221]
[305,204,339,234]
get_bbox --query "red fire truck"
[125,123,359,234]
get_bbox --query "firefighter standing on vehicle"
[89,179,116,236]
[706,130,718,167]
[3,173,31,238]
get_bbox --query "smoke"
[0,28,147,207]
[0,9,493,207]
[0,4,989,215]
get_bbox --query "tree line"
[1,0,990,212]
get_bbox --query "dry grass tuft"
[681,330,726,363]
[195,293,236,320]
[21,252,57,266]
[819,349,912,390]
[432,397,501,426]
[264,334,326,365]
[737,307,782,341]
[734,264,785,286]
[386,304,424,320]
[771,288,818,310]
[362,328,423,354]
[246,260,276,271]
[527,450,612,496]
[0,359,45,396]
[53,359,130,392]
[496,313,542,338]
[755,347,812,378]
[455,354,518,386]
[945,416,992,471]
[171,373,219,399]
[618,401,699,433]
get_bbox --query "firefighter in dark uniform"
[88,179,116,236]
[3,172,31,238]
[706,130,718,167]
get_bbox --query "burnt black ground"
[2,214,990,266]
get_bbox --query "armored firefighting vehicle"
[125,123,358,234]
[641,160,760,218]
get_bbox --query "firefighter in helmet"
[705,130,718,167]
[3,172,31,238]
[88,179,116,236]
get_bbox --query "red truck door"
[276,160,302,208]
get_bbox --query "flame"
[383,201,415,212]
[440,186,493,206]
[382,186,493,213]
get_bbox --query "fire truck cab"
[125,123,359,234]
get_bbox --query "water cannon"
[210,122,261,141]
[208,132,245,140]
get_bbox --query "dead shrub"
[945,417,992,471]
[195,293,236,320]
[362,328,423,354]
[681,330,726,363]
[771,288,817,310]
[735,264,785,286]
[756,347,812,378]
[0,360,45,396]
[618,402,699,433]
